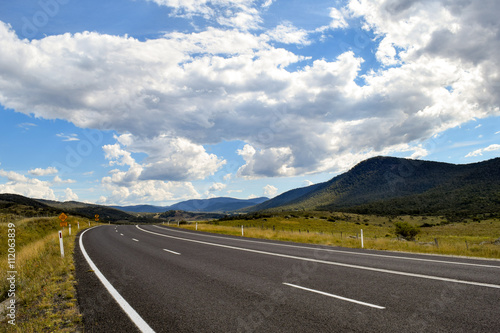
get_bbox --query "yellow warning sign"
[59,213,68,227]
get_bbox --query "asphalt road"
[75,224,500,332]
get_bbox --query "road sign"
[59,213,68,227]
[95,214,99,222]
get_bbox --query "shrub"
[394,221,420,240]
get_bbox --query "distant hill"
[113,197,269,213]
[110,204,168,213]
[38,199,134,222]
[247,184,325,212]
[168,197,268,213]
[0,193,60,216]
[247,156,500,217]
[0,194,135,222]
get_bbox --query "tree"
[393,221,420,241]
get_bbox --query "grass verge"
[0,215,95,332]
[167,212,500,259]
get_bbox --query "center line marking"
[163,249,181,255]
[283,283,385,309]
[132,238,139,242]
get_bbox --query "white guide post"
[361,229,364,249]
[59,230,64,258]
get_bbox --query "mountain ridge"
[112,196,269,213]
[246,156,500,216]
[2,156,498,218]
[0,194,135,222]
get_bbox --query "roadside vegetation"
[168,211,500,259]
[1,208,498,333]
[0,214,95,332]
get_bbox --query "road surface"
[75,224,500,332]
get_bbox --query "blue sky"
[0,0,499,205]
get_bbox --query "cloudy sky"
[0,0,499,205]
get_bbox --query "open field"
[0,214,96,332]
[167,211,500,259]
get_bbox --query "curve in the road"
[79,227,156,333]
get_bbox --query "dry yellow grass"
[1,215,96,332]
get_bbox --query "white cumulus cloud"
[208,182,227,192]
[147,0,266,30]
[28,167,58,176]
[0,170,56,200]
[465,144,500,157]
[101,138,206,204]
[267,22,311,45]
[62,188,79,201]
[53,176,77,184]
[263,184,278,197]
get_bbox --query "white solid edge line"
[283,283,385,309]
[163,249,181,255]
[80,227,156,333]
[138,225,500,289]
[153,226,500,269]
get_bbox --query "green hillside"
[37,199,134,222]
[337,157,500,217]
[0,194,136,222]
[249,156,500,216]
[0,193,60,216]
